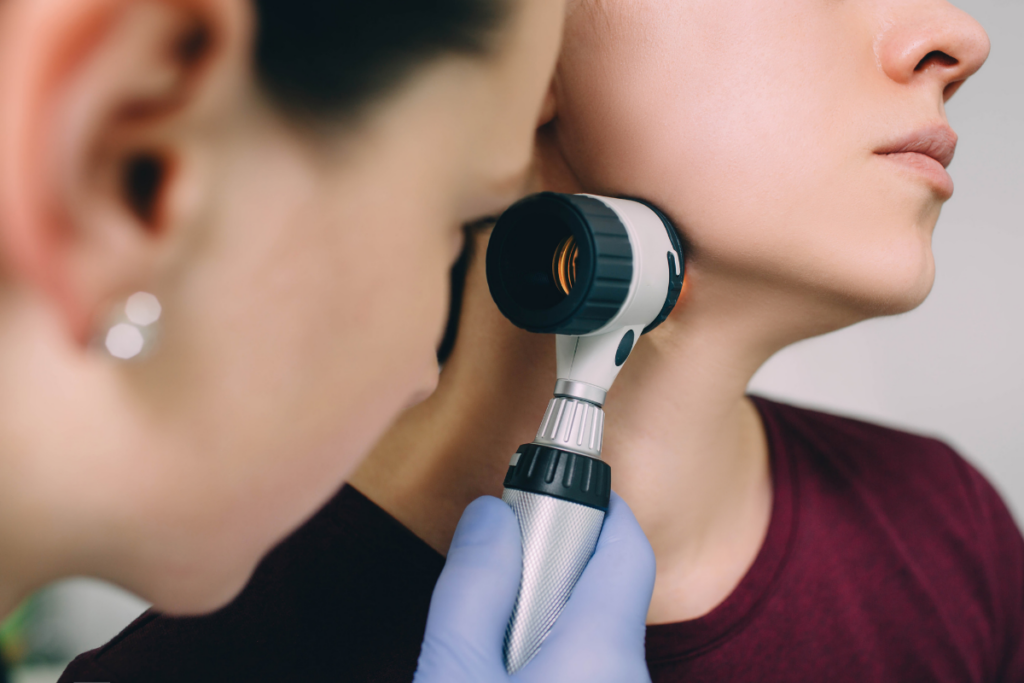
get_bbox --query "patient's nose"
[876,0,990,101]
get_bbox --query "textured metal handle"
[501,488,606,673]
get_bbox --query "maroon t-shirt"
[60,397,1024,682]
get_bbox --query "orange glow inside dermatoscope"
[551,235,579,296]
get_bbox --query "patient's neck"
[351,256,798,623]
[600,298,773,622]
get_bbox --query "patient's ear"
[537,81,557,128]
[0,0,251,343]
[532,75,582,195]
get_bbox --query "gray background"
[7,0,1022,678]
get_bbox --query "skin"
[0,0,566,617]
[353,0,990,624]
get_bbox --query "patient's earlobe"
[537,82,558,128]
[533,131,584,198]
[0,0,251,344]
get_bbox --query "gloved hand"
[413,492,655,683]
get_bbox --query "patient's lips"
[875,125,958,199]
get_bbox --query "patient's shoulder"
[752,395,1024,673]
[754,395,987,503]
[754,395,1022,571]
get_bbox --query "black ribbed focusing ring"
[504,443,611,511]
[561,196,633,335]
[486,193,633,335]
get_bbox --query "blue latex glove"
[414,492,655,683]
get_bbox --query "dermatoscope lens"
[486,192,635,335]
[551,236,579,296]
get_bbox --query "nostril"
[915,50,959,72]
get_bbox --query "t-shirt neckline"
[644,396,799,664]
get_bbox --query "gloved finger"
[520,492,654,683]
[414,496,522,681]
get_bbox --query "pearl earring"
[104,292,162,360]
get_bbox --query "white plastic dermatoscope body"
[554,195,682,399]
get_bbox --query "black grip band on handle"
[504,443,611,511]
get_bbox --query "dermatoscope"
[485,192,685,673]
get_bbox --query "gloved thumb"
[413,496,523,682]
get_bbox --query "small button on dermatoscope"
[614,329,635,367]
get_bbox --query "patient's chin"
[843,246,937,319]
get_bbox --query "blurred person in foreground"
[0,0,657,681]
[62,0,1024,681]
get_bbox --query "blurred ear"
[0,0,251,343]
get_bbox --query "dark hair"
[253,0,511,118]
[252,1,510,363]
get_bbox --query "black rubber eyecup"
[486,193,633,336]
